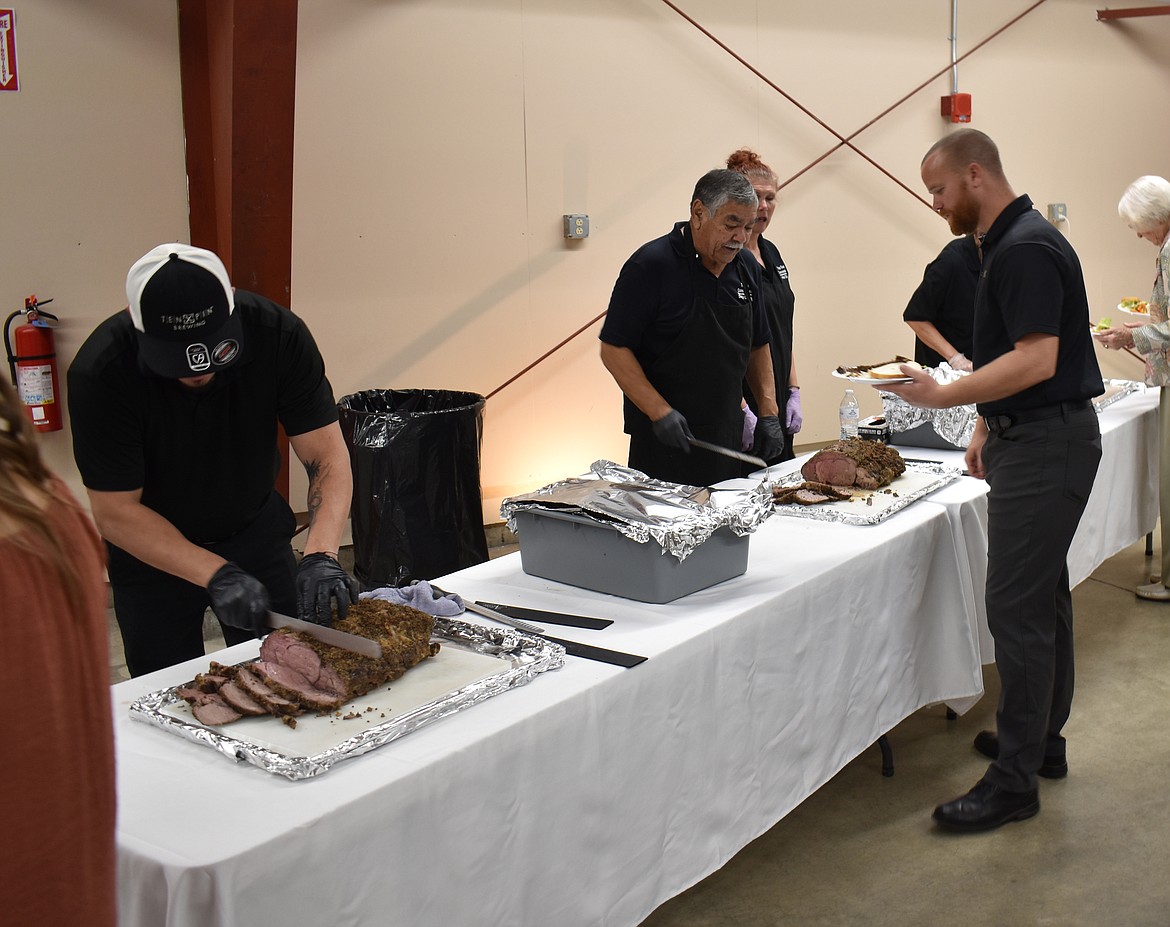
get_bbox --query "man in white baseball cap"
[125,244,245,378]
[68,243,360,676]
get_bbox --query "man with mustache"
[600,169,784,485]
[884,129,1104,831]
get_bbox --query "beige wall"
[292,0,1170,521]
[4,1,1169,529]
[0,0,189,506]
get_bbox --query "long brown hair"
[0,377,86,610]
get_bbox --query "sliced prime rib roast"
[174,685,243,726]
[799,437,906,490]
[177,600,440,726]
[771,481,854,506]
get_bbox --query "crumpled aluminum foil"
[880,363,976,449]
[500,460,774,562]
[128,617,564,780]
[1093,378,1141,412]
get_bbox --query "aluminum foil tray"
[769,461,962,526]
[128,618,565,780]
[501,460,773,562]
[1093,379,1142,413]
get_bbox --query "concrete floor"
[107,534,1170,925]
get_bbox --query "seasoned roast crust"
[800,438,905,489]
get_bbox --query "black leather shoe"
[973,730,1068,779]
[932,779,1040,832]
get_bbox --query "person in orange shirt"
[0,377,116,926]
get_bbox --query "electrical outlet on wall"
[1047,203,1068,223]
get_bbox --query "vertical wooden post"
[177,0,298,501]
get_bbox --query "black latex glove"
[206,562,270,635]
[296,553,362,625]
[752,414,786,461]
[651,409,694,453]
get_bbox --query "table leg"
[877,734,894,777]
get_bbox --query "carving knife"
[686,437,766,469]
[428,584,546,634]
[474,601,613,630]
[266,611,383,660]
[460,599,546,635]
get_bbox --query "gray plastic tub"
[513,509,750,603]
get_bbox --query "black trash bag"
[338,389,489,589]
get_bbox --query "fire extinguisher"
[4,295,63,433]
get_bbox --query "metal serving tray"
[129,618,564,780]
[769,460,962,526]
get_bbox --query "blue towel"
[359,580,465,617]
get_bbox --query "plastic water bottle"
[839,389,860,439]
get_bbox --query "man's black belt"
[983,399,1093,433]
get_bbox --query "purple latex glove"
[785,387,803,434]
[741,404,758,451]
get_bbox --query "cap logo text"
[186,343,211,372]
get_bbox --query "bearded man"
[884,129,1104,832]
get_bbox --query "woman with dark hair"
[727,147,800,462]
[0,377,116,926]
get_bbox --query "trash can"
[338,388,489,589]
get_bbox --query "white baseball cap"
[125,243,243,378]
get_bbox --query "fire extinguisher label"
[17,363,55,404]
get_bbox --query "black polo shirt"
[68,291,339,548]
[599,221,770,370]
[903,235,979,367]
[973,196,1103,415]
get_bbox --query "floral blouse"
[1129,237,1170,387]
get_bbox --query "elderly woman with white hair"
[1096,174,1170,600]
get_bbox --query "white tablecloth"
[112,388,1156,927]
[114,491,982,927]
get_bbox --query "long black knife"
[475,601,613,631]
[538,634,646,668]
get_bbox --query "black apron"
[627,257,754,486]
[745,237,796,464]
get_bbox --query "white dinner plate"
[831,369,914,385]
[1118,301,1150,317]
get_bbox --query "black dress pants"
[981,406,1101,792]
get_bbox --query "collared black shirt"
[599,221,770,369]
[973,195,1103,415]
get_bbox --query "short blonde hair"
[1118,175,1170,231]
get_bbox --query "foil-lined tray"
[1093,379,1142,413]
[128,618,565,780]
[500,460,774,562]
[881,362,976,449]
[769,461,962,526]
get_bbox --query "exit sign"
[1,9,19,92]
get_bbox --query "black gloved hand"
[752,414,787,461]
[207,562,270,636]
[651,409,694,453]
[296,553,362,625]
